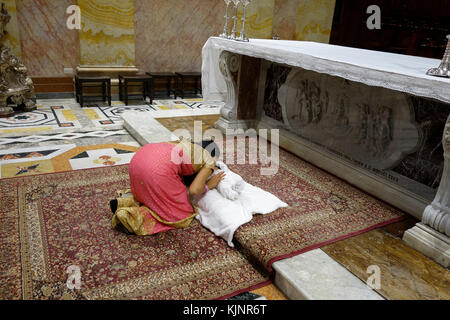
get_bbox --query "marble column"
[403,114,450,268]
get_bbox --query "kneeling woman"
[110,139,225,235]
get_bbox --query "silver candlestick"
[427,35,450,78]
[237,0,251,42]
[220,0,232,39]
[230,0,240,40]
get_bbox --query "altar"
[202,37,450,266]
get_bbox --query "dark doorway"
[330,0,450,59]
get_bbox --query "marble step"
[122,108,222,145]
[273,249,384,300]
[122,112,179,145]
[149,107,221,119]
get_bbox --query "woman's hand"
[206,171,226,190]
[189,168,225,197]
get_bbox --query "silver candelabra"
[427,35,450,78]
[220,0,252,42]
[237,0,251,42]
[230,0,240,40]
[220,0,232,39]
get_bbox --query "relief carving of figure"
[359,104,375,152]
[377,107,393,154]
[310,82,322,124]
[357,104,369,144]
[293,80,312,125]
[335,95,350,127]
[292,79,325,126]
[357,104,393,156]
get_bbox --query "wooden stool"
[146,72,176,99]
[175,72,202,99]
[119,75,153,106]
[75,75,111,108]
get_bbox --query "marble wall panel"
[295,0,336,43]
[78,0,135,66]
[12,0,338,76]
[237,0,275,39]
[235,0,275,39]
[16,0,79,77]
[2,0,21,57]
[134,0,225,73]
[272,0,298,40]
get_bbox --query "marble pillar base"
[215,117,256,133]
[403,223,450,268]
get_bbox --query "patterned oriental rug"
[0,141,405,300]
[0,166,269,300]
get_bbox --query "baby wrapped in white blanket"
[195,161,288,247]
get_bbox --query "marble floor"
[1,98,448,300]
[0,99,221,178]
[157,114,221,137]
[0,97,222,137]
[322,218,450,300]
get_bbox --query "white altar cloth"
[202,37,450,104]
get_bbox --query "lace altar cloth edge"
[202,37,450,104]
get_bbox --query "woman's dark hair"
[199,139,220,159]
[182,140,220,186]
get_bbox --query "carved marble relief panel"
[262,63,449,196]
[277,68,420,171]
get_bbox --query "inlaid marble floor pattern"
[0,99,222,180]
[0,138,140,178]
[0,98,222,136]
